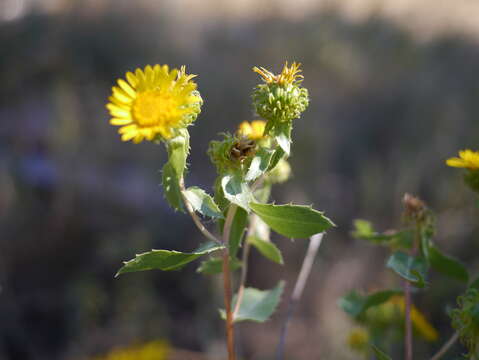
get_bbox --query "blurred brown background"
[1,0,479,359]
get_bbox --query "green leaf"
[162,162,184,212]
[245,148,274,182]
[470,276,479,289]
[250,202,335,239]
[338,290,402,318]
[386,252,428,288]
[248,236,283,264]
[183,186,224,219]
[221,173,253,212]
[274,122,292,156]
[197,257,242,275]
[352,219,411,248]
[166,130,189,177]
[371,345,392,360]
[267,147,286,172]
[429,245,468,283]
[220,281,285,323]
[228,207,248,257]
[116,242,224,276]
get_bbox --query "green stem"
[222,205,237,360]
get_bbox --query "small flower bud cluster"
[252,62,309,125]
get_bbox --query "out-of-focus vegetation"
[1,1,479,359]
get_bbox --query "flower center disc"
[133,90,178,127]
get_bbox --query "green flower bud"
[252,62,309,124]
[451,288,479,356]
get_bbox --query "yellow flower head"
[446,149,479,170]
[253,61,303,86]
[237,120,266,140]
[106,65,202,143]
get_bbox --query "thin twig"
[276,233,324,360]
[179,177,221,244]
[222,205,238,360]
[430,332,459,360]
[232,214,258,316]
[404,279,413,360]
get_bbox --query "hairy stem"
[222,205,237,360]
[179,177,221,244]
[276,233,324,360]
[430,332,459,360]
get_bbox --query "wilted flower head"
[106,65,202,143]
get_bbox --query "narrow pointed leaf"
[250,202,335,238]
[221,173,253,212]
[162,162,184,212]
[429,245,468,283]
[183,186,224,219]
[267,147,285,171]
[248,236,283,264]
[116,242,224,276]
[386,252,428,288]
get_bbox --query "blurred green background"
[1,1,479,359]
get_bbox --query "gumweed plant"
[339,151,479,360]
[106,63,335,360]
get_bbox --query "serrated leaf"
[167,130,189,177]
[162,162,184,212]
[248,236,283,264]
[250,202,335,239]
[229,207,248,257]
[245,148,274,182]
[220,281,285,323]
[386,252,428,288]
[221,173,253,212]
[371,345,392,360]
[470,276,479,290]
[338,289,402,318]
[183,186,224,219]
[197,257,242,275]
[116,242,224,276]
[429,245,468,283]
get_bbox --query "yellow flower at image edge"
[106,65,202,143]
[237,120,266,140]
[446,149,479,170]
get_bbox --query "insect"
[230,137,256,162]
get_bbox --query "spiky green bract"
[451,288,479,357]
[252,82,309,124]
